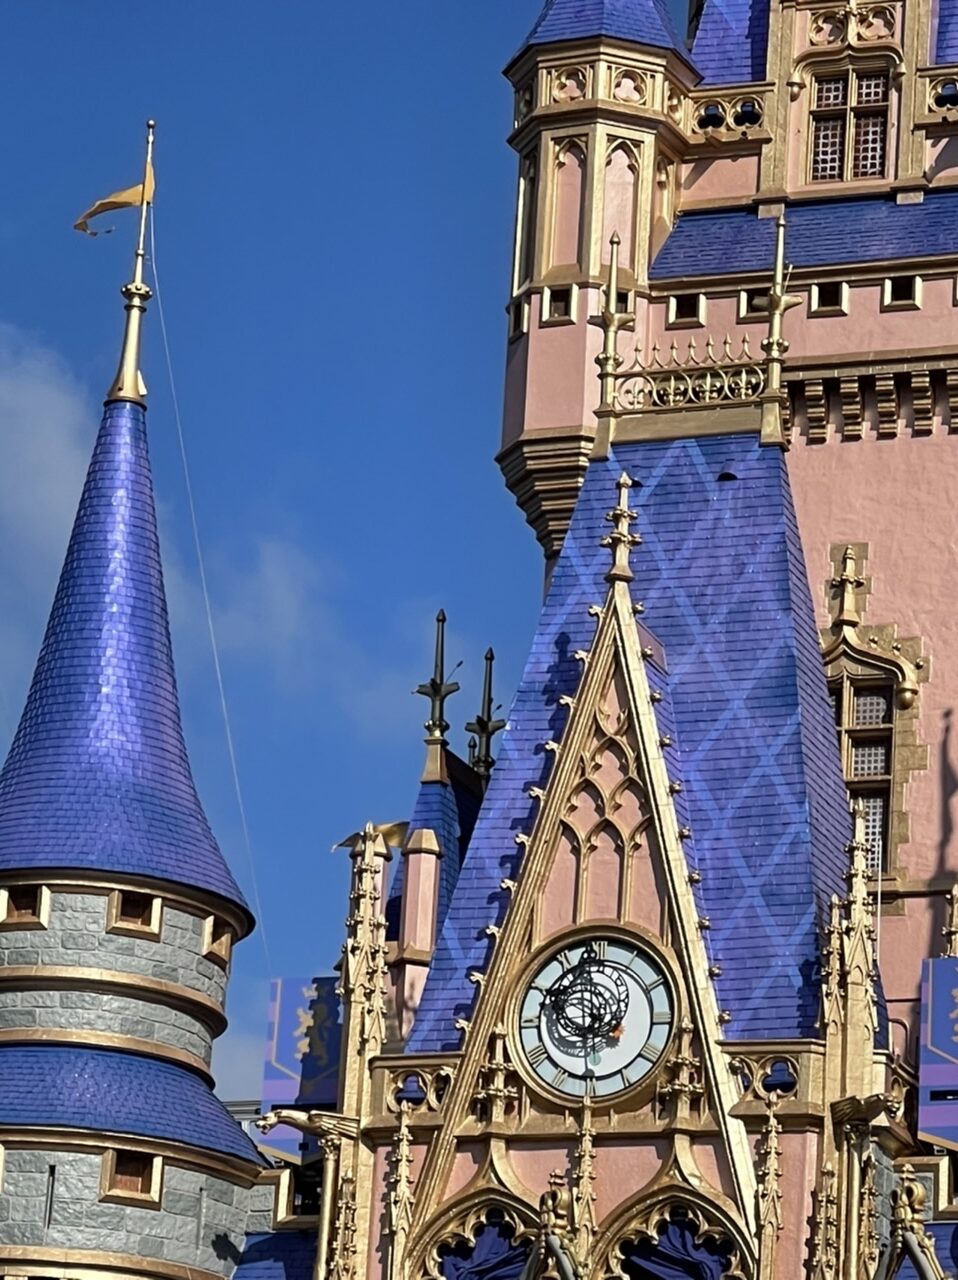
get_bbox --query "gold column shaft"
[315,1135,341,1280]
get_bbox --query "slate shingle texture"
[650,190,958,278]
[0,1044,265,1163]
[408,436,851,1053]
[0,400,249,921]
[690,0,768,83]
[521,0,686,57]
[235,1232,316,1280]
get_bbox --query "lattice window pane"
[829,689,842,726]
[856,73,889,105]
[858,793,887,872]
[816,76,849,108]
[812,117,846,180]
[852,741,890,777]
[853,113,887,178]
[854,689,891,726]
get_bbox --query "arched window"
[822,543,927,875]
[617,1207,738,1280]
[602,144,638,269]
[436,1211,530,1280]
[552,142,586,269]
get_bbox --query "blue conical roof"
[0,399,250,923]
[522,0,687,55]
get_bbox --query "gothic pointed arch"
[412,1188,538,1280]
[592,1187,751,1280]
[821,542,928,876]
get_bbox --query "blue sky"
[0,1,690,1096]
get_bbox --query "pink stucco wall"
[788,430,958,1052]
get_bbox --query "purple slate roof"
[408,435,850,1053]
[521,0,687,56]
[235,1233,316,1280]
[0,400,250,923]
[650,191,958,279]
[0,1045,264,1164]
[690,0,768,83]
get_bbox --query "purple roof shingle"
[408,436,851,1053]
[0,400,250,922]
[521,0,687,56]
[650,190,958,278]
[0,1045,264,1163]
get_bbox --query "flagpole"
[106,119,156,406]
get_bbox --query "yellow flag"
[74,162,155,236]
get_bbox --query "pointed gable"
[0,400,249,921]
[522,0,687,56]
[408,435,849,1054]
[690,0,768,84]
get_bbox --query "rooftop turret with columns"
[0,122,265,1280]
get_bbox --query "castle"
[1,0,958,1277]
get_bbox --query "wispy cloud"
[0,325,472,751]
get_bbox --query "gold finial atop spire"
[602,471,641,584]
[415,610,460,783]
[596,233,629,413]
[106,120,156,406]
[760,214,802,449]
[830,545,865,629]
[465,649,507,789]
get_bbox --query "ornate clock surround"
[508,923,681,1108]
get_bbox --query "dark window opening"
[116,891,154,927]
[5,886,41,922]
[111,1151,153,1195]
[888,275,918,305]
[815,281,844,311]
[548,288,571,320]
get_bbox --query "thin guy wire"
[149,210,271,975]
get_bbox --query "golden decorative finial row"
[602,471,641,584]
[107,120,156,406]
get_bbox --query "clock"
[517,936,674,1099]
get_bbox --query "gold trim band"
[0,1245,225,1280]
[0,1028,211,1080]
[0,965,226,1034]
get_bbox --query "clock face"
[517,937,674,1099]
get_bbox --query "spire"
[601,471,641,583]
[0,149,249,924]
[415,610,460,784]
[465,649,506,788]
[522,0,687,58]
[106,120,155,406]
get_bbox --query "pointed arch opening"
[602,143,639,272]
[552,141,586,270]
